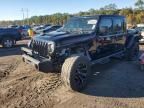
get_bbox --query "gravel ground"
[0,40,144,108]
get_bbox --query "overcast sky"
[0,0,135,21]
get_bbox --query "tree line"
[0,0,144,27]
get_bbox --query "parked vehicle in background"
[33,25,62,34]
[135,25,144,33]
[17,25,31,38]
[8,25,19,28]
[137,24,144,28]
[43,24,51,28]
[130,24,144,43]
[135,24,144,43]
[22,15,140,91]
[16,26,26,38]
[139,29,144,43]
[43,25,62,33]
[142,29,144,36]
[32,26,45,34]
[0,28,22,48]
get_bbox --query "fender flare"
[125,34,139,49]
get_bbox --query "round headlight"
[48,41,55,54]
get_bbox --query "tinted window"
[99,18,112,36]
[113,19,123,33]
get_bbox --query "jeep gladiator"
[22,15,140,91]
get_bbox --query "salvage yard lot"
[1,40,144,108]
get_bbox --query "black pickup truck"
[0,28,22,48]
[22,15,140,91]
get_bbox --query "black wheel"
[61,56,91,91]
[126,42,139,61]
[2,37,15,48]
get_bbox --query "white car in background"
[135,24,144,43]
[139,30,144,43]
[141,29,144,36]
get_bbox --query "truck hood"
[34,31,68,41]
[33,31,94,43]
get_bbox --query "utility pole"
[133,8,135,26]
[21,8,25,25]
[26,8,29,25]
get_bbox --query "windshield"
[61,17,98,34]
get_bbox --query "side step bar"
[91,51,124,65]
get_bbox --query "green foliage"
[101,3,117,10]
[0,3,144,27]
[135,0,144,10]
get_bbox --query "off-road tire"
[2,37,15,48]
[126,42,139,61]
[61,56,91,91]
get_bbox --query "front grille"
[31,39,48,57]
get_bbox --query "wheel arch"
[125,34,139,49]
[1,35,16,47]
[68,42,92,61]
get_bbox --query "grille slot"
[31,39,48,57]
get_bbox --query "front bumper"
[22,47,54,72]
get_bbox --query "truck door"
[113,18,127,52]
[89,17,115,60]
